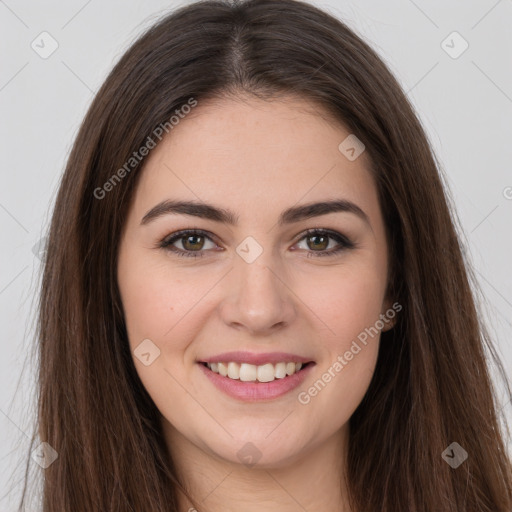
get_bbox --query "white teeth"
[285,362,296,375]
[227,362,240,379]
[275,362,287,379]
[218,362,228,377]
[205,361,306,382]
[257,363,275,383]
[239,363,257,382]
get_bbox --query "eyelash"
[158,228,355,259]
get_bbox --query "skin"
[117,93,395,512]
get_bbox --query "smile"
[198,360,315,402]
[203,361,308,382]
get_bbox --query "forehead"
[131,94,380,226]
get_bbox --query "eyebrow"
[140,198,371,228]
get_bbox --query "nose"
[218,255,297,336]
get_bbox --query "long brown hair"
[16,0,512,510]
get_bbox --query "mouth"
[197,359,316,402]
[199,360,315,383]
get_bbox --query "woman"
[20,0,512,510]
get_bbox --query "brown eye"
[160,230,218,258]
[306,233,330,251]
[181,234,206,251]
[294,229,355,258]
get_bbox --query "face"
[117,94,393,469]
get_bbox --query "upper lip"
[199,351,314,366]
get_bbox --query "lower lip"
[198,362,315,402]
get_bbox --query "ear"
[380,296,398,332]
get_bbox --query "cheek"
[302,259,386,346]
[118,251,205,354]
[119,274,174,351]
[294,264,384,417]
[117,253,210,422]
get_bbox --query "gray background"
[1,0,511,509]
